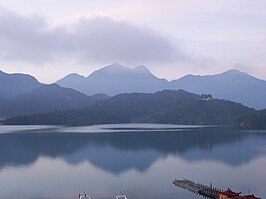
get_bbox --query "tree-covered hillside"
[3,90,254,126]
[234,109,266,129]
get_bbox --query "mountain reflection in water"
[0,125,266,199]
[0,126,264,172]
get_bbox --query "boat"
[116,193,128,199]
[78,192,91,199]
[78,192,128,199]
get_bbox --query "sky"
[0,0,265,83]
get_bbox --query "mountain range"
[0,84,96,118]
[0,63,266,124]
[56,63,169,96]
[172,69,266,110]
[57,63,266,109]
[0,71,109,118]
[0,70,43,99]
[3,90,254,126]
[1,64,266,110]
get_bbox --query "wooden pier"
[173,178,223,199]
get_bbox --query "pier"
[173,178,223,199]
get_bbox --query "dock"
[173,178,223,199]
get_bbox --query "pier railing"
[173,178,223,199]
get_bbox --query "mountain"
[56,63,169,96]
[3,66,266,111]
[0,84,100,118]
[171,69,266,109]
[3,90,254,126]
[0,70,43,99]
[57,65,266,109]
[56,73,87,94]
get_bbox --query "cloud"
[0,8,185,65]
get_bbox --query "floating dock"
[173,178,223,199]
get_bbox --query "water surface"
[0,124,265,199]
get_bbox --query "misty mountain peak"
[87,63,132,78]
[134,65,151,74]
[221,69,248,76]
[64,73,86,79]
[100,63,130,73]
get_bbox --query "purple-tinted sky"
[0,0,265,83]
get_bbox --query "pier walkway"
[173,178,223,199]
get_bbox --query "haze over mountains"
[0,84,96,118]
[56,63,169,96]
[3,90,254,126]
[173,70,266,110]
[1,62,266,121]
[57,63,266,109]
[0,71,108,118]
[0,70,43,99]
[1,64,266,127]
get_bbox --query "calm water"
[0,124,266,199]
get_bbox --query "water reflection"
[0,127,265,173]
[1,125,266,199]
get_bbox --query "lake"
[0,124,265,199]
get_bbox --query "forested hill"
[0,84,108,118]
[3,90,254,126]
[234,109,266,129]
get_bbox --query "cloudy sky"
[0,0,265,83]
